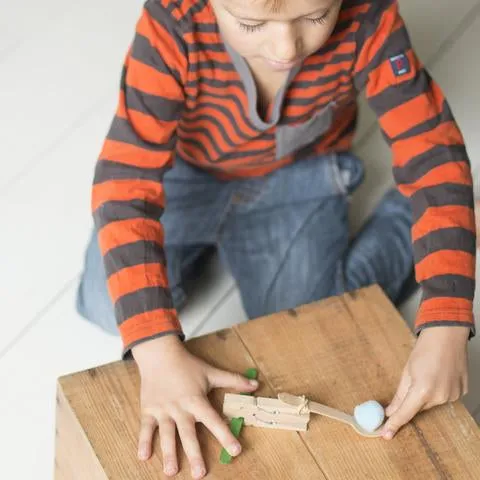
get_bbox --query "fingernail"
[228,443,241,456]
[383,430,394,440]
[138,447,148,460]
[192,466,206,478]
[164,463,177,476]
[249,379,258,387]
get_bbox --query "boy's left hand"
[381,326,469,439]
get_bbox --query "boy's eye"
[237,9,330,33]
[307,11,330,25]
[238,21,265,33]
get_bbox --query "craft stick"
[257,396,309,415]
[241,412,309,431]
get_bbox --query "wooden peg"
[222,393,310,431]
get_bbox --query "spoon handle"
[277,393,381,437]
[307,400,355,426]
[309,401,382,437]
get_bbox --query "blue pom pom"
[354,400,385,432]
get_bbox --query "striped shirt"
[92,0,476,355]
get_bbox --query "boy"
[77,0,476,477]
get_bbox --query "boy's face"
[210,0,342,72]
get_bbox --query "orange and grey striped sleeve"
[92,1,187,355]
[353,0,476,336]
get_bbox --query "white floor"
[1,1,480,478]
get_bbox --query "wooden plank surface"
[235,286,480,479]
[56,286,480,479]
[56,329,324,479]
[55,386,107,480]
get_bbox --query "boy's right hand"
[132,335,258,479]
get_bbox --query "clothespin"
[223,393,311,432]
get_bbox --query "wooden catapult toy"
[223,392,384,436]
[219,368,383,464]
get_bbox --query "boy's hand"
[132,335,258,478]
[382,326,469,439]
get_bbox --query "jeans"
[76,152,416,335]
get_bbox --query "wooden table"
[55,286,480,479]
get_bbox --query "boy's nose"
[270,24,301,63]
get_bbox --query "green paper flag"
[219,368,258,464]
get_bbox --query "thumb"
[386,369,411,417]
[208,367,259,392]
[382,385,424,440]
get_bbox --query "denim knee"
[258,268,341,319]
[335,153,365,196]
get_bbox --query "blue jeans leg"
[342,188,415,302]
[219,153,415,319]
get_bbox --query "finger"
[138,415,157,461]
[157,417,178,477]
[196,401,242,457]
[424,394,450,410]
[386,370,411,417]
[423,382,463,410]
[176,417,206,479]
[382,386,426,439]
[208,367,258,392]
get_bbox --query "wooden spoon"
[278,392,383,438]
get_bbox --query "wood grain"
[55,286,480,479]
[234,286,480,479]
[56,328,324,479]
[55,386,107,480]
